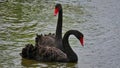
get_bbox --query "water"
[0,0,120,68]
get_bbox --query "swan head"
[54,3,62,16]
[70,30,84,46]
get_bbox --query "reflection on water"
[0,0,120,68]
[21,58,77,67]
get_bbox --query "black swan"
[20,30,84,62]
[35,3,63,51]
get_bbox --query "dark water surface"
[0,0,120,68]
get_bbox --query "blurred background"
[0,0,120,68]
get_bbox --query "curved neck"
[62,30,78,62]
[55,9,63,50]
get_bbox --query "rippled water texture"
[0,0,120,68]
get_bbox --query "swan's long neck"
[63,30,78,62]
[56,9,62,39]
[55,9,64,51]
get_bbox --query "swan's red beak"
[54,8,59,16]
[80,37,84,46]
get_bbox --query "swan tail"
[20,44,36,59]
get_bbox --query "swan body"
[20,30,84,62]
[20,44,68,62]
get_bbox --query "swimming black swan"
[35,3,63,51]
[20,30,84,62]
